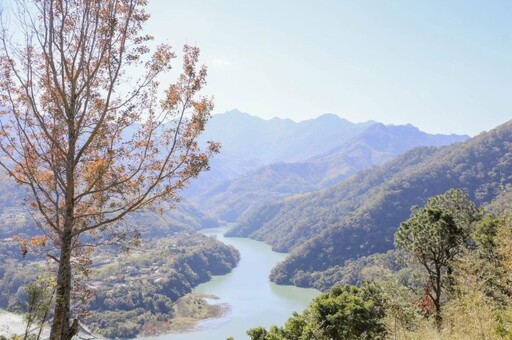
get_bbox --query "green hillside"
[199,123,467,222]
[230,120,512,287]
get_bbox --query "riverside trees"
[247,284,386,340]
[248,188,512,339]
[0,0,218,338]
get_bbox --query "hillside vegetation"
[247,190,512,340]
[199,123,466,222]
[230,120,512,288]
[0,232,239,338]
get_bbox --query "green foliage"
[310,284,386,339]
[247,284,386,340]
[23,275,54,339]
[473,214,501,260]
[252,193,512,340]
[396,208,460,259]
[395,188,478,271]
[0,232,239,338]
[261,121,512,287]
[247,326,268,340]
[395,189,479,325]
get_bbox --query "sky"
[144,0,512,136]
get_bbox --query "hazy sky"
[145,1,511,136]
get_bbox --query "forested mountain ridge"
[0,180,217,240]
[247,190,512,340]
[286,188,512,293]
[312,122,468,187]
[196,123,467,222]
[229,120,512,288]
[228,146,438,246]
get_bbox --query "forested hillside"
[0,232,239,338]
[197,123,467,222]
[0,174,217,242]
[229,120,512,288]
[228,147,437,243]
[247,190,512,340]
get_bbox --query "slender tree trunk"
[51,133,76,340]
[434,266,442,330]
[50,229,75,340]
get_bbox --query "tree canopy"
[395,189,479,326]
[247,284,386,340]
[0,0,217,338]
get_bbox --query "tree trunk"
[50,107,77,340]
[433,266,442,330]
[49,230,76,340]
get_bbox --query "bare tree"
[0,0,218,338]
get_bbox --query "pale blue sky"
[145,1,511,136]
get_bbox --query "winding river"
[145,226,319,340]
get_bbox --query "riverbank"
[143,227,320,340]
[139,292,230,337]
[0,292,228,340]
[2,227,319,340]
[0,232,239,339]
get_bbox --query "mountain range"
[189,111,467,222]
[185,110,376,196]
[222,119,512,288]
[7,108,504,295]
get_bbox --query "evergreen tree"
[395,189,479,326]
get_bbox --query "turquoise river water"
[142,226,319,340]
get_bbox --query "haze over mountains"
[185,110,375,195]
[3,108,511,338]
[0,110,474,248]
[8,108,508,295]
[184,110,512,292]
[188,110,468,221]
[229,120,512,289]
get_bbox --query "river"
[144,226,319,340]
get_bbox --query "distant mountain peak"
[216,110,306,125]
[369,123,420,132]
[217,110,361,125]
[216,109,254,118]
[317,113,345,120]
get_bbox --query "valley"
[1,2,510,339]
[1,110,511,339]
[143,227,319,340]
